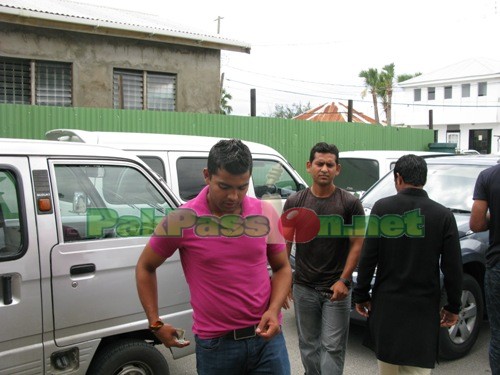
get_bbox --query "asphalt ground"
[161,306,492,374]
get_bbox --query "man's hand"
[282,287,293,309]
[256,310,281,340]
[153,323,191,348]
[355,301,371,318]
[440,308,459,328]
[331,280,349,301]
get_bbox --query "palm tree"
[359,68,380,124]
[378,63,395,126]
[220,88,233,115]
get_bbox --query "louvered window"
[114,69,176,111]
[0,58,31,104]
[0,57,72,106]
[36,61,72,106]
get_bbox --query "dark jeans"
[195,331,290,375]
[486,262,500,375]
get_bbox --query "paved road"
[161,306,492,374]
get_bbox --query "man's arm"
[470,199,489,232]
[136,243,189,347]
[257,249,292,339]
[331,236,364,301]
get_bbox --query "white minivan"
[46,129,308,212]
[0,138,193,374]
[335,150,451,197]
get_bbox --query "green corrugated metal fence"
[0,104,434,183]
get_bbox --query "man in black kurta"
[353,154,463,374]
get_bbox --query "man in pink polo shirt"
[136,139,292,374]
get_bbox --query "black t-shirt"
[283,187,364,288]
[473,163,500,267]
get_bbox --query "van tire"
[87,339,169,375]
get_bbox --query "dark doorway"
[469,129,491,154]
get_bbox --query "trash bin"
[428,143,457,153]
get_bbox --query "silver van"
[0,138,192,374]
[46,129,308,212]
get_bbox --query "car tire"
[87,339,170,375]
[439,273,483,360]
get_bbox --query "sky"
[83,0,500,117]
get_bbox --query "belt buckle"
[233,325,256,340]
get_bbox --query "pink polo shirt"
[149,186,285,338]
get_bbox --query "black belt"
[223,325,257,340]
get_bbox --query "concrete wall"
[0,22,221,113]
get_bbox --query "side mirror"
[72,192,87,214]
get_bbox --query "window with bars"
[0,57,72,106]
[114,69,176,111]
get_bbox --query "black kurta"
[353,188,463,368]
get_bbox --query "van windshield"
[335,158,380,194]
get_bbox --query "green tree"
[220,88,233,115]
[359,68,380,124]
[397,72,421,83]
[269,102,311,119]
[378,63,395,126]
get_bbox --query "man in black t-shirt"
[471,163,500,375]
[283,142,364,375]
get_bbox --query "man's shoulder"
[284,188,309,206]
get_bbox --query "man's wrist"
[149,319,164,332]
[339,277,351,288]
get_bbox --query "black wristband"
[339,277,351,288]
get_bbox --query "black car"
[351,154,499,360]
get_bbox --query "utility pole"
[214,16,224,34]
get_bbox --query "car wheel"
[439,273,483,360]
[87,339,170,375]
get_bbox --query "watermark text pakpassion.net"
[84,207,425,242]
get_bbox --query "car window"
[139,156,165,179]
[362,163,488,212]
[336,158,380,194]
[176,158,207,201]
[252,159,300,199]
[0,169,25,260]
[54,164,173,242]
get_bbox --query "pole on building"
[250,89,256,117]
[429,109,433,130]
[347,100,353,122]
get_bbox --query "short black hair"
[207,139,253,176]
[309,142,340,163]
[393,154,427,186]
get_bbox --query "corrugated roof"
[293,101,379,124]
[0,0,250,53]
[399,58,500,87]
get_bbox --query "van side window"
[54,164,173,242]
[334,158,380,195]
[176,158,207,201]
[139,156,165,179]
[0,170,24,260]
[252,160,299,199]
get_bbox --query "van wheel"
[439,273,483,360]
[87,339,169,375]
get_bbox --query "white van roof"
[339,150,451,159]
[0,137,145,161]
[46,129,280,156]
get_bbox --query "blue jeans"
[195,331,290,375]
[293,283,351,375]
[486,262,500,375]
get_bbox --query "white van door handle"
[70,263,96,276]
